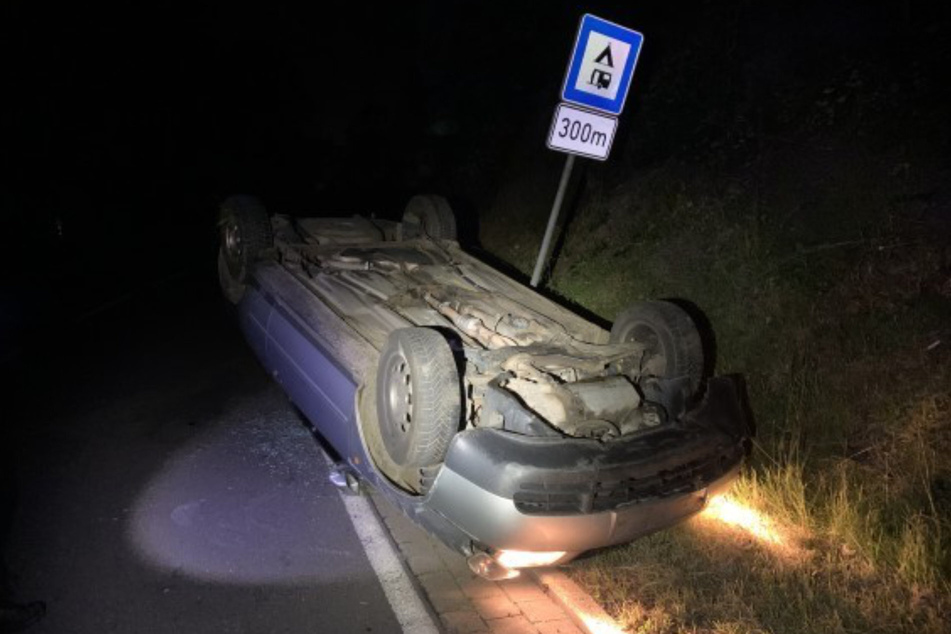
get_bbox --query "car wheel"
[376,328,461,489]
[217,195,273,304]
[403,195,457,240]
[610,301,704,394]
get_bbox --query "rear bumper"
[424,376,749,554]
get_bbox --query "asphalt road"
[2,272,407,633]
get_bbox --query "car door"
[265,302,355,456]
[237,287,272,364]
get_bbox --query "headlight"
[495,549,568,569]
[467,549,570,580]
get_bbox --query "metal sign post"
[530,154,575,287]
[531,14,643,288]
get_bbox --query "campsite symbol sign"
[561,14,644,116]
[534,14,644,286]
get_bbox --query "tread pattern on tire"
[403,195,457,240]
[378,328,461,475]
[217,195,273,304]
[610,301,704,394]
[221,195,273,271]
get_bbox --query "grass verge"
[479,162,950,633]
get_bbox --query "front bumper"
[425,376,749,555]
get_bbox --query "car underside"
[218,194,750,578]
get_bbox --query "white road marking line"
[320,454,440,634]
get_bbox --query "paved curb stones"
[368,491,626,634]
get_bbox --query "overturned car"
[218,194,749,579]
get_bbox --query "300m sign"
[546,103,618,161]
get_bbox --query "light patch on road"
[127,411,359,584]
[321,454,440,634]
[127,397,437,632]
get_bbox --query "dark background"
[0,2,949,627]
[1,0,948,349]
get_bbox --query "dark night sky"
[3,3,571,262]
[1,1,948,327]
[1,5,949,631]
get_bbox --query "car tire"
[610,301,704,394]
[376,328,461,490]
[217,195,273,304]
[403,195,457,240]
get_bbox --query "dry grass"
[469,5,949,630]
[478,162,950,633]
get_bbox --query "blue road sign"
[561,14,644,116]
